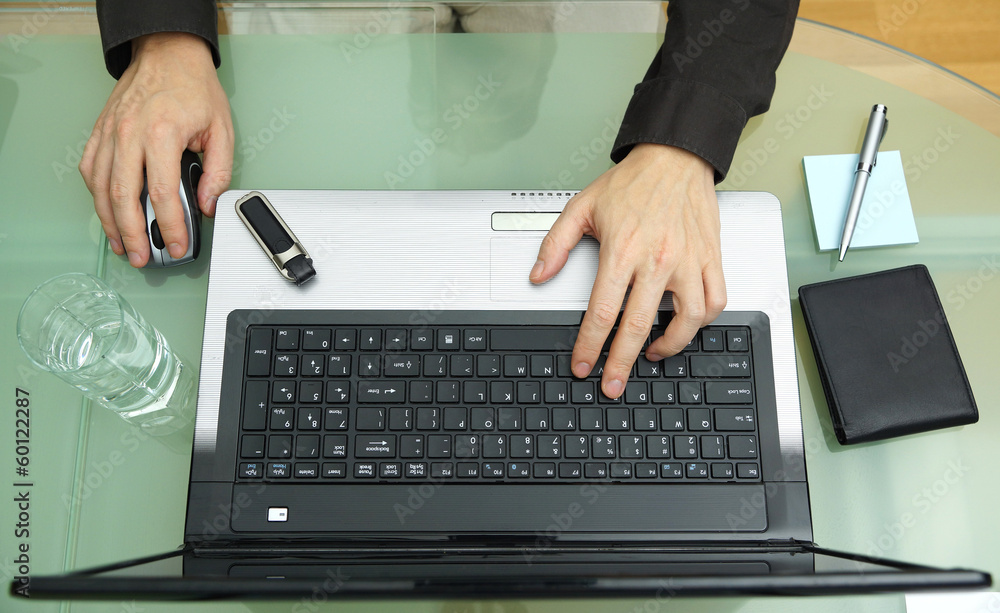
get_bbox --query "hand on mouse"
[530,143,726,399]
[79,32,233,268]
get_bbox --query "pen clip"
[874,117,889,167]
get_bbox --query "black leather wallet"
[798,265,978,444]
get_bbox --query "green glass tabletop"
[1,4,997,612]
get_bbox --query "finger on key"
[573,249,629,380]
[602,273,666,398]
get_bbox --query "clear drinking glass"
[17,273,195,436]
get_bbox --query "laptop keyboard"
[236,316,761,484]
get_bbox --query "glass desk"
[1,4,997,611]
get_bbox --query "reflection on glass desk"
[0,3,997,612]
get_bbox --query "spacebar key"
[492,328,579,351]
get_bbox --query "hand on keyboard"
[530,143,727,399]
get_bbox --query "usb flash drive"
[235,191,316,286]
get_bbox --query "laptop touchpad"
[489,237,599,303]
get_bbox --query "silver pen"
[839,104,889,261]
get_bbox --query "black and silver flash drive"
[235,191,316,286]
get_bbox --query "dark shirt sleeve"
[96,0,220,79]
[612,0,799,183]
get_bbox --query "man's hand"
[530,143,726,398]
[80,32,233,267]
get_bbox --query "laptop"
[22,190,990,599]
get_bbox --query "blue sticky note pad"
[802,150,919,251]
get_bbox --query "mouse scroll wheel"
[189,163,203,191]
[150,219,165,250]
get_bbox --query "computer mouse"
[141,149,203,267]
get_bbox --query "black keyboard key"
[267,462,291,478]
[674,435,698,459]
[444,407,468,430]
[555,354,573,377]
[660,408,684,430]
[559,462,582,478]
[296,408,323,430]
[271,383,295,403]
[380,462,402,478]
[678,382,702,404]
[510,434,534,458]
[651,382,676,404]
[686,462,709,478]
[427,435,451,458]
[424,355,447,377]
[400,435,424,458]
[700,435,725,459]
[463,381,487,404]
[690,355,751,378]
[275,328,299,351]
[326,382,350,403]
[584,462,607,479]
[508,462,530,478]
[355,435,396,458]
[384,355,420,377]
[727,330,749,352]
[714,408,756,431]
[477,355,501,377]
[636,356,660,377]
[579,407,603,431]
[274,354,297,377]
[354,462,375,478]
[572,381,596,404]
[712,462,734,479]
[482,435,506,458]
[564,434,589,458]
[334,329,356,350]
[358,381,405,403]
[471,408,495,431]
[246,328,272,376]
[634,408,657,431]
[607,408,630,431]
[359,355,380,377]
[323,435,347,458]
[268,435,292,459]
[552,407,576,430]
[491,381,514,404]
[592,434,615,458]
[619,435,643,458]
[491,328,578,351]
[660,462,683,478]
[324,408,348,430]
[322,463,347,478]
[411,329,433,350]
[241,434,265,459]
[327,355,350,377]
[737,463,760,479]
[533,463,556,478]
[728,436,758,459]
[431,462,454,478]
[545,381,569,404]
[624,382,649,404]
[497,408,521,430]
[517,381,541,403]
[301,354,324,376]
[687,408,711,431]
[438,329,460,350]
[455,435,480,458]
[242,381,268,430]
[701,330,724,351]
[646,435,671,458]
[359,329,381,350]
[299,381,323,404]
[504,355,528,377]
[536,435,561,458]
[385,329,408,351]
[239,462,263,478]
[405,462,426,478]
[295,463,319,478]
[451,355,474,377]
[389,407,413,431]
[635,463,657,478]
[464,329,487,350]
[482,462,505,478]
[409,381,433,403]
[302,329,332,351]
[456,462,479,477]
[436,381,460,403]
[416,408,440,430]
[270,407,293,430]
[706,381,753,404]
[662,355,686,377]
[295,434,320,458]
[356,408,386,430]
[525,408,549,431]
[531,355,555,377]
[609,462,632,478]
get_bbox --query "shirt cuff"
[99,0,220,79]
[611,78,748,184]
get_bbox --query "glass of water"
[17,273,195,436]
